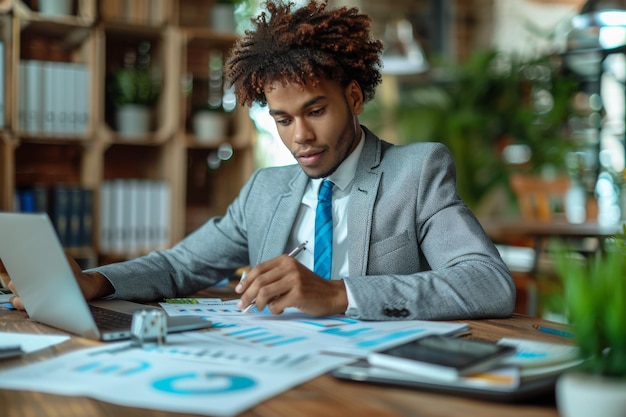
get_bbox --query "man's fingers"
[9,295,25,310]
[7,280,25,310]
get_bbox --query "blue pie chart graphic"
[152,372,256,395]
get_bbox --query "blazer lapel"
[348,128,383,276]
[257,172,308,263]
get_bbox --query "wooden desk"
[479,218,622,315]
[0,300,573,417]
[479,218,621,244]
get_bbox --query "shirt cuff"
[343,278,359,313]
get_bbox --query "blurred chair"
[497,173,572,316]
[509,173,571,221]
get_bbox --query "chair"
[509,173,571,221]
[497,173,572,316]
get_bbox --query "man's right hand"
[7,256,114,311]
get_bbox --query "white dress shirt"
[286,131,365,310]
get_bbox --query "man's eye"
[310,108,325,116]
[275,118,291,126]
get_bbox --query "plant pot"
[192,111,227,145]
[210,3,236,32]
[556,372,626,417]
[115,104,151,139]
[38,0,73,16]
[565,181,586,224]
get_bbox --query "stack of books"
[14,185,93,250]
[98,179,170,256]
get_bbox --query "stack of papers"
[0,332,70,360]
[0,302,469,417]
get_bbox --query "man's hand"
[7,280,23,310]
[235,255,348,316]
[6,255,114,311]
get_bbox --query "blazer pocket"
[369,230,412,259]
[367,231,420,275]
[368,231,417,274]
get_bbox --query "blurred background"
[253,0,625,223]
[2,0,625,316]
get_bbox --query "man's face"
[265,78,364,179]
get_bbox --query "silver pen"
[287,240,308,257]
[241,241,308,314]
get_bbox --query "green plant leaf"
[550,238,626,377]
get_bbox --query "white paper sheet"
[0,305,468,416]
[0,332,70,353]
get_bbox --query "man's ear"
[345,80,364,115]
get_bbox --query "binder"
[24,60,44,134]
[99,181,112,254]
[74,64,90,135]
[0,41,4,129]
[80,188,94,248]
[17,61,28,132]
[67,186,83,248]
[48,186,71,247]
[42,62,56,135]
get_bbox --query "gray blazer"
[98,127,515,320]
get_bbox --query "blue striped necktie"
[314,180,334,279]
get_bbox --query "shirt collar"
[310,129,365,195]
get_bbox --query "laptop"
[0,287,12,303]
[0,257,13,303]
[0,212,212,341]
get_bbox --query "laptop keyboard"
[89,305,133,331]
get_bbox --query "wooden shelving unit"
[0,0,255,264]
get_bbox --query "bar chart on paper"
[226,326,308,347]
[145,343,313,370]
[160,300,243,315]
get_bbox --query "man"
[10,0,514,320]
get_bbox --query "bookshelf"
[0,0,255,265]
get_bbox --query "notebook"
[0,212,212,341]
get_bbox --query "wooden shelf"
[12,0,96,26]
[14,142,84,186]
[0,0,255,261]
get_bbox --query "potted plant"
[188,47,231,145]
[550,227,626,417]
[106,42,161,139]
[211,0,246,32]
[192,104,228,145]
[38,0,73,16]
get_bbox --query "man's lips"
[296,149,325,166]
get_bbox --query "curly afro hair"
[225,0,383,107]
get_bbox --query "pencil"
[533,324,574,339]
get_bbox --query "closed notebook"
[368,335,516,382]
[497,337,583,381]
